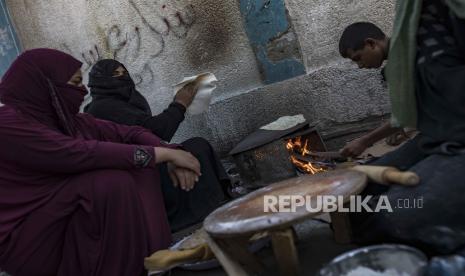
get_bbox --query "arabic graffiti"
[75,0,196,85]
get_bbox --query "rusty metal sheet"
[229,123,309,156]
[233,138,297,188]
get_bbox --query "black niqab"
[85,59,151,116]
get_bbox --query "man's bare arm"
[340,121,401,157]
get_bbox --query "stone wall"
[6,0,395,154]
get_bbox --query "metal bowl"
[319,244,428,276]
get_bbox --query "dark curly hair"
[339,22,386,58]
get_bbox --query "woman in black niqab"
[85,59,233,231]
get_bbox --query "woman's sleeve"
[142,102,186,141]
[0,121,158,174]
[86,100,185,142]
[83,114,167,147]
[83,114,181,151]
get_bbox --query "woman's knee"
[87,170,137,201]
[182,137,213,155]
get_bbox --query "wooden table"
[204,170,367,276]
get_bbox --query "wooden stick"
[205,234,249,276]
[271,228,300,276]
[330,212,352,244]
[307,151,344,159]
[218,237,265,275]
[291,155,336,168]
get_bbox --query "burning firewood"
[286,136,338,174]
[291,155,336,169]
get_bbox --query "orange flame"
[286,140,294,151]
[290,156,325,174]
[286,137,326,175]
[302,139,310,156]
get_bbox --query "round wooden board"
[204,170,367,238]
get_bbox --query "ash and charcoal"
[221,158,253,198]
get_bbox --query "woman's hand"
[155,147,201,176]
[167,163,199,191]
[169,149,201,176]
[174,82,199,108]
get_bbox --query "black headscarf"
[85,59,152,115]
[85,59,188,141]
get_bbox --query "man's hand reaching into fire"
[340,137,369,158]
[339,122,403,158]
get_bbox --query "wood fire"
[286,137,327,174]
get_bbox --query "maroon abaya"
[0,49,172,275]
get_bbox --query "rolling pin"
[351,165,420,186]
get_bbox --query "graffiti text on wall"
[73,1,195,86]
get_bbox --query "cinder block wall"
[6,0,395,155]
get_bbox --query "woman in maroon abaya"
[0,48,202,276]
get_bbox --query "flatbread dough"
[260,114,306,131]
